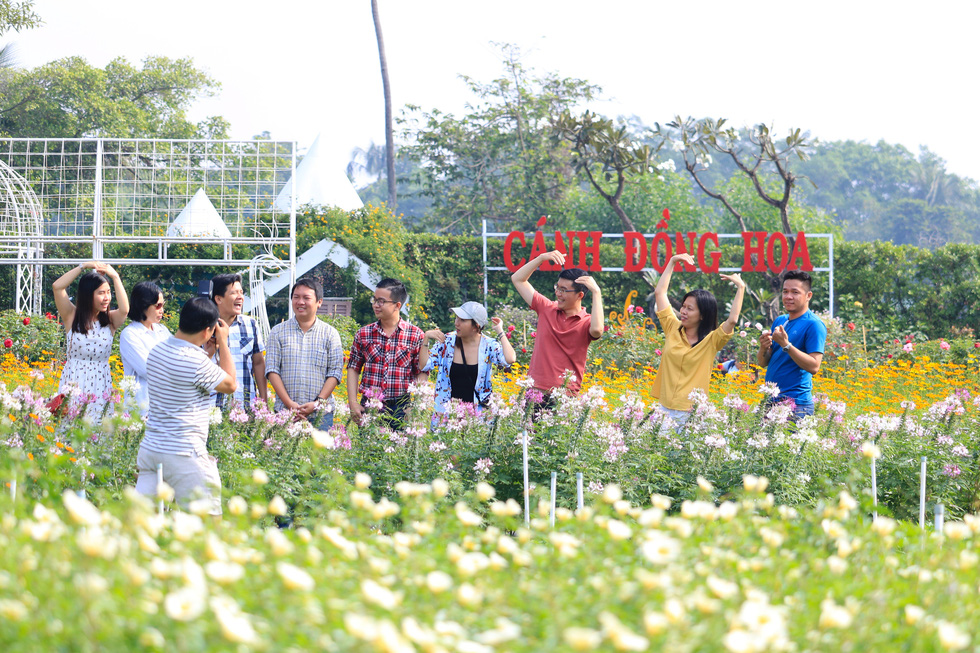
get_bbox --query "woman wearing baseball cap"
[420,301,517,427]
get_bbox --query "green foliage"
[0,55,227,138]
[0,309,64,363]
[318,314,358,351]
[797,140,980,245]
[399,44,600,233]
[0,0,40,36]
[294,204,428,323]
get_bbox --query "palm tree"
[371,0,396,209]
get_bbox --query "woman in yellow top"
[652,252,746,429]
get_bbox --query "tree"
[399,44,599,233]
[0,0,40,36]
[657,117,816,321]
[370,0,396,209]
[0,55,225,139]
[552,110,659,233]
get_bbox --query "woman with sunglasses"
[52,261,130,423]
[120,281,171,412]
[652,252,746,430]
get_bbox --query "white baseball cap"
[451,301,488,327]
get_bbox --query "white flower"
[818,599,852,629]
[208,407,223,425]
[62,491,103,526]
[252,468,269,485]
[205,561,245,585]
[210,596,261,646]
[426,570,453,594]
[476,482,496,502]
[641,532,681,565]
[164,586,207,621]
[355,472,372,489]
[563,627,602,650]
[0,599,28,621]
[227,496,247,516]
[277,562,314,591]
[311,429,334,448]
[361,578,400,610]
[937,621,971,650]
[268,496,288,516]
[861,441,881,459]
[602,484,623,504]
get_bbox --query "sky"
[9,0,980,183]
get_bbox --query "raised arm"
[575,276,605,339]
[654,253,695,312]
[52,261,97,327]
[720,273,747,334]
[100,264,129,331]
[491,317,517,365]
[511,250,566,306]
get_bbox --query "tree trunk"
[371,0,396,209]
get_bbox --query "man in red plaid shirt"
[346,278,425,428]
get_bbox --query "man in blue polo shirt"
[757,270,826,420]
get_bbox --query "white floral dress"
[58,323,114,422]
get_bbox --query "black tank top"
[449,341,478,402]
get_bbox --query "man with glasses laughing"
[511,249,604,409]
[347,278,425,428]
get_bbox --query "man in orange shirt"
[511,249,604,410]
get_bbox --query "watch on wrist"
[782,344,791,352]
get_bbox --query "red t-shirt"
[528,292,598,395]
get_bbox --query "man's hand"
[539,250,566,267]
[772,325,789,348]
[759,329,773,351]
[349,401,365,425]
[574,275,600,294]
[296,401,317,419]
[213,318,229,344]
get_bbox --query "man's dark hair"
[558,268,587,295]
[179,296,220,334]
[377,278,408,305]
[210,273,242,301]
[291,277,323,302]
[783,270,813,292]
[128,281,164,322]
[681,289,719,346]
[71,271,112,334]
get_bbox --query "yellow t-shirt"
[651,306,733,411]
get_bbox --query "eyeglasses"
[371,297,397,307]
[554,285,577,296]
[154,302,165,309]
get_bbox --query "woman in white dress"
[52,261,129,423]
[119,281,170,413]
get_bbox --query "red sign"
[503,215,813,274]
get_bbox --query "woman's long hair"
[71,271,112,334]
[681,289,718,346]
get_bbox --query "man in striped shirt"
[136,297,237,515]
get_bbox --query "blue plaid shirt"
[211,314,265,408]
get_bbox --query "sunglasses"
[154,302,165,309]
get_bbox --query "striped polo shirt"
[142,337,226,457]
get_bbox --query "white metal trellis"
[0,137,298,313]
[0,159,44,313]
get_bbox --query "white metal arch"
[0,159,43,313]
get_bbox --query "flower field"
[1,475,980,651]
[4,307,980,650]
